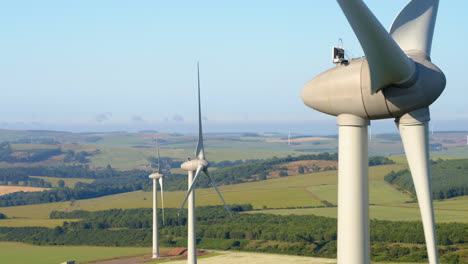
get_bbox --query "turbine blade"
[178,165,203,216]
[195,62,205,159]
[336,0,415,93]
[204,169,233,218]
[390,0,439,58]
[156,137,162,174]
[397,109,439,264]
[159,177,165,225]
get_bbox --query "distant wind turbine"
[148,138,164,259]
[179,63,232,264]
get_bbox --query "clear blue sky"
[0,1,466,133]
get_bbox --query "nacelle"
[302,52,446,120]
[181,159,209,172]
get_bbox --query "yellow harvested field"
[0,186,50,196]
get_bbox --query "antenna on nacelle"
[332,38,347,64]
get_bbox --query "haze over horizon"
[1,1,466,134]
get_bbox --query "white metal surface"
[390,0,439,57]
[398,118,439,264]
[336,0,415,93]
[187,170,197,264]
[152,178,159,258]
[337,115,369,264]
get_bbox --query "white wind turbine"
[302,1,445,264]
[179,63,232,264]
[148,139,165,259]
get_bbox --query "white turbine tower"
[302,1,445,264]
[148,139,164,259]
[179,63,232,264]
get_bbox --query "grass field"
[0,242,152,264]
[1,165,409,220]
[0,243,426,264]
[88,144,306,169]
[30,176,95,188]
[251,196,468,223]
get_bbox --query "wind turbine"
[148,138,165,259]
[302,1,445,264]
[179,63,232,264]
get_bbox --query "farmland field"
[29,176,95,188]
[0,242,151,264]
[251,196,468,223]
[1,164,412,222]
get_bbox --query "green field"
[1,164,409,220]
[0,242,152,264]
[88,144,306,169]
[1,163,466,225]
[254,198,468,223]
[251,196,468,223]
[30,176,95,188]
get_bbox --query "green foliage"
[0,166,152,207]
[384,159,468,200]
[2,205,466,262]
[57,180,65,188]
[368,156,395,166]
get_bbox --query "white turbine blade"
[156,137,162,174]
[204,169,233,218]
[336,0,415,94]
[397,112,439,264]
[159,177,165,225]
[195,62,205,160]
[178,165,203,215]
[390,0,439,57]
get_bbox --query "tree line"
[0,205,465,262]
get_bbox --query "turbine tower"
[179,63,232,264]
[302,1,445,264]
[148,138,164,259]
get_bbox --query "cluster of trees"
[0,168,52,187]
[0,166,154,207]
[0,142,62,163]
[384,159,468,200]
[63,150,93,163]
[1,205,466,262]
